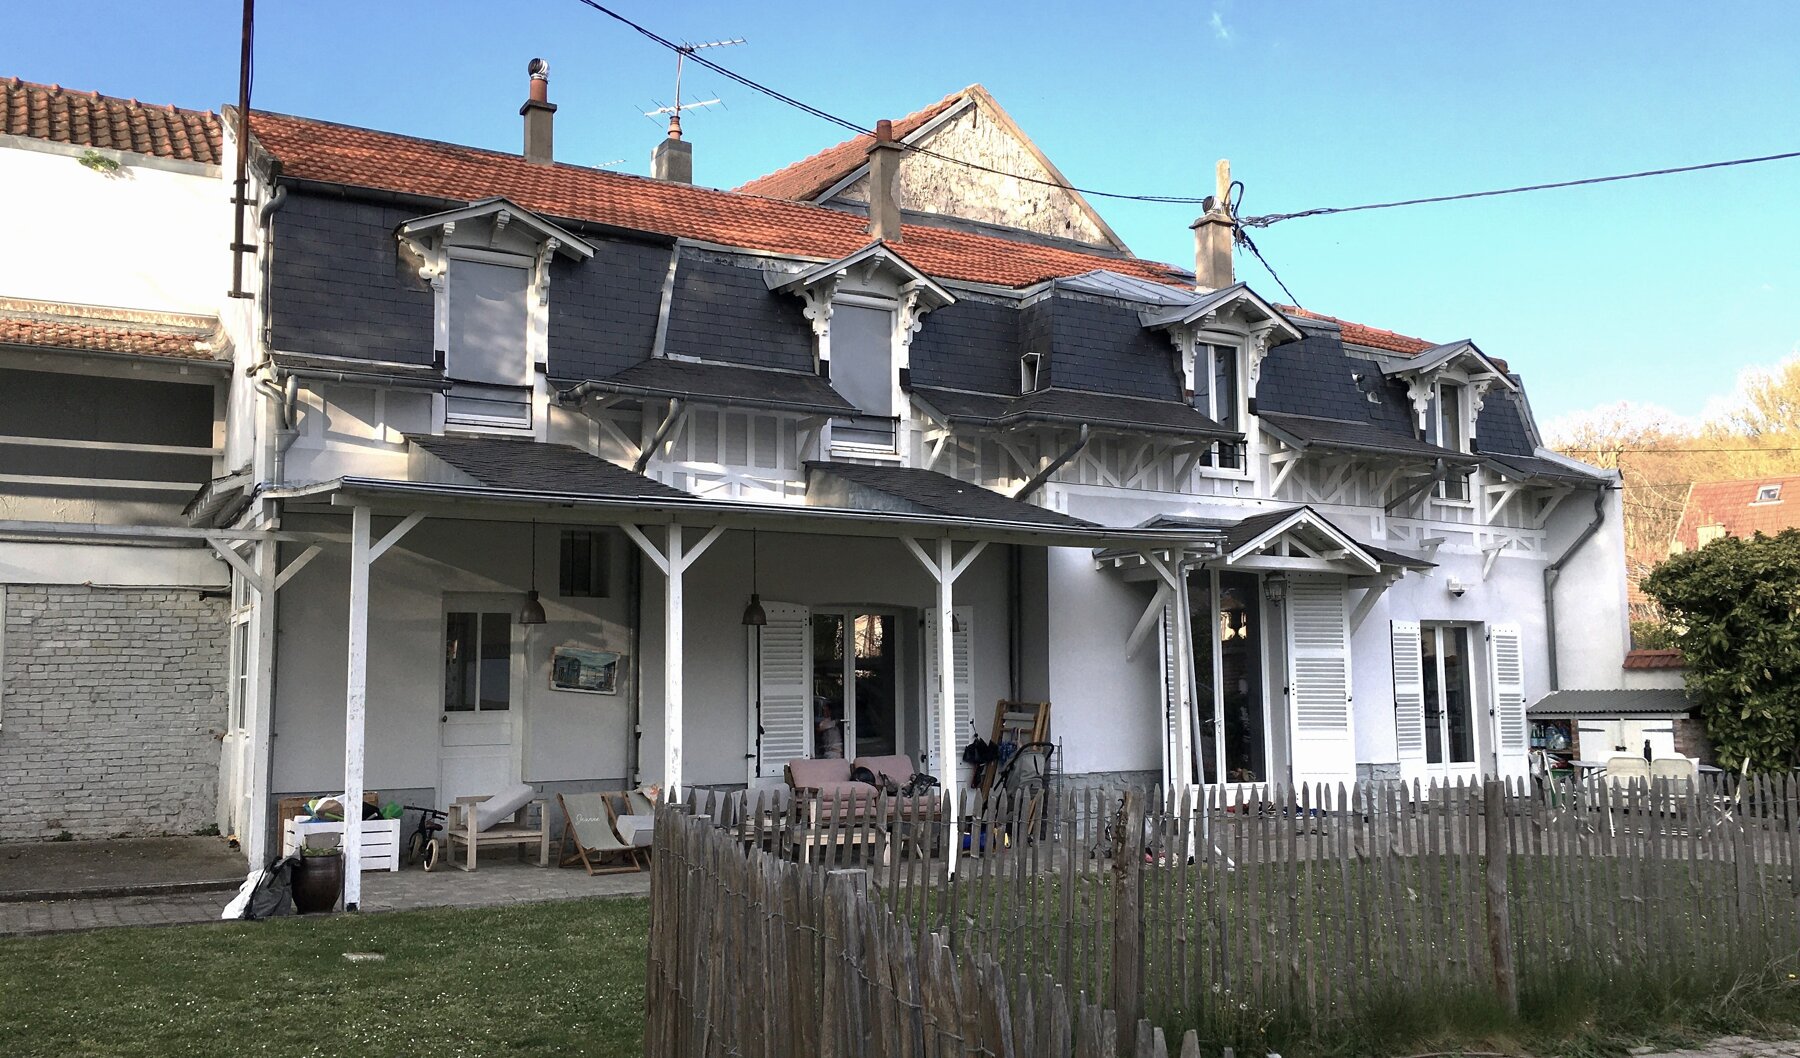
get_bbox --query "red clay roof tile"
[2,77,221,164]
[1278,305,1435,355]
[247,109,1189,290]
[733,87,968,201]
[0,301,223,361]
[1623,649,1684,671]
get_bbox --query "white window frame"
[1428,378,1475,507]
[1020,351,1042,393]
[825,292,903,458]
[1193,332,1251,480]
[1755,483,1782,504]
[442,247,536,435]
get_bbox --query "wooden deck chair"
[555,792,644,875]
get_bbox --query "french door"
[811,611,899,760]
[1421,625,1478,778]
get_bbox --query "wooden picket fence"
[648,773,1800,1057]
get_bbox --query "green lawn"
[0,897,649,1058]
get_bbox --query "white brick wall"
[0,585,227,841]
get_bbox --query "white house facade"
[0,72,1629,892]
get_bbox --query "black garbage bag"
[245,855,299,920]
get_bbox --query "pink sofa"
[783,755,920,801]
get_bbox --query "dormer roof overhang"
[1137,282,1303,344]
[398,196,596,260]
[1381,339,1517,392]
[767,241,956,310]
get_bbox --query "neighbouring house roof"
[408,434,692,501]
[0,299,226,363]
[245,110,1187,291]
[805,460,1093,529]
[913,384,1236,438]
[1528,688,1696,720]
[2,77,221,163]
[1279,305,1435,356]
[1259,411,1478,464]
[1672,475,1800,551]
[1624,649,1684,671]
[570,358,855,416]
[733,84,1130,254]
[736,88,967,201]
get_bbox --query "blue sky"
[8,2,1798,429]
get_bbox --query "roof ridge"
[3,75,220,120]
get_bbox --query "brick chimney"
[521,58,556,165]
[865,119,903,243]
[651,114,693,183]
[1190,159,1235,289]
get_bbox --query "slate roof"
[3,77,221,163]
[1527,689,1696,719]
[246,110,1188,290]
[1259,411,1477,463]
[577,358,854,416]
[1623,649,1684,671]
[1673,475,1800,551]
[1485,453,1607,486]
[408,434,690,500]
[735,88,967,200]
[1106,506,1433,570]
[805,461,1092,528]
[0,299,224,362]
[910,385,1233,437]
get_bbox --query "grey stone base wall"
[1,585,227,842]
[1357,762,1402,784]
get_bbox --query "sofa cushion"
[853,754,917,787]
[474,782,537,831]
[786,757,853,789]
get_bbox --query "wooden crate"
[282,817,402,872]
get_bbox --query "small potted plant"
[291,840,345,914]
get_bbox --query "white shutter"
[1288,575,1355,785]
[1390,619,1427,775]
[1488,622,1527,764]
[1161,605,1180,790]
[923,605,974,775]
[751,602,811,784]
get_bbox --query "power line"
[1238,149,1800,229]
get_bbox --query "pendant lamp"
[519,521,547,625]
[741,530,767,626]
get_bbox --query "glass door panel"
[851,614,897,758]
[1219,572,1266,783]
[1442,627,1475,764]
[810,615,847,758]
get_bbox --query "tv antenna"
[644,38,744,134]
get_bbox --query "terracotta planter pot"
[292,852,344,914]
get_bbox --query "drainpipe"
[632,398,684,475]
[1543,488,1608,691]
[1013,424,1089,501]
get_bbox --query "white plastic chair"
[1601,755,1651,836]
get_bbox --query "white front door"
[439,598,523,808]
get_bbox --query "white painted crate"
[282,817,402,872]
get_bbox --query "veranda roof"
[1527,689,1697,720]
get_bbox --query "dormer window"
[1756,483,1782,504]
[1020,351,1043,393]
[770,243,954,458]
[1427,381,1470,501]
[397,196,594,436]
[827,297,900,450]
[1195,343,1242,470]
[445,250,532,428]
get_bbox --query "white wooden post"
[243,537,278,867]
[342,505,371,907]
[934,538,958,870]
[664,523,685,798]
[1170,561,1196,794]
[902,535,988,876]
[338,508,423,911]
[619,523,724,801]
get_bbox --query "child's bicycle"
[403,805,448,871]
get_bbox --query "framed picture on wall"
[550,644,622,695]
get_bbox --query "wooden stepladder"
[981,699,1051,794]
